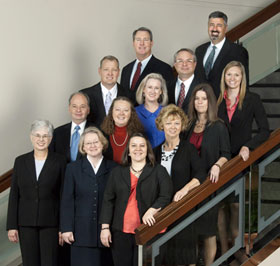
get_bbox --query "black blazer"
[120,55,174,104]
[195,39,249,98]
[6,151,66,229]
[184,121,231,171]
[154,140,206,194]
[100,164,172,231]
[218,91,269,156]
[49,121,92,162]
[167,76,201,114]
[60,157,117,247]
[81,82,128,127]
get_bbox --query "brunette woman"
[135,73,168,148]
[185,84,231,266]
[100,133,172,266]
[101,96,143,164]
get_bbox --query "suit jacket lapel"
[211,39,230,75]
[97,83,106,118]
[37,152,56,183]
[25,151,37,184]
[182,78,198,109]
[120,166,131,189]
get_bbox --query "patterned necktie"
[104,91,112,115]
[130,62,142,90]
[70,125,80,161]
[204,46,216,78]
[177,82,185,108]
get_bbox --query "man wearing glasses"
[167,48,201,114]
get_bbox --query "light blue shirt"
[136,104,165,148]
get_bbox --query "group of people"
[6,10,270,266]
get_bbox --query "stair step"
[250,86,280,99]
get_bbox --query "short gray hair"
[68,92,90,106]
[30,119,54,136]
[173,48,196,63]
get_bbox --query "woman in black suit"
[60,127,117,266]
[217,61,269,260]
[185,84,231,266]
[6,119,66,266]
[154,104,206,266]
[100,132,172,266]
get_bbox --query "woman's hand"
[173,188,189,202]
[8,229,19,243]
[239,146,250,161]
[62,232,74,245]
[142,207,161,226]
[210,164,220,183]
[58,231,64,246]
[100,228,112,247]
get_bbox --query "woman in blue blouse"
[135,73,168,148]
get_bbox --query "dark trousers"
[19,226,59,266]
[111,231,138,266]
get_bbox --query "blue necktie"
[70,125,80,161]
[205,46,216,78]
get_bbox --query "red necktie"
[130,62,142,90]
[177,82,185,108]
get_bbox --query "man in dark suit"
[195,11,249,98]
[81,55,128,126]
[120,27,173,104]
[49,91,91,163]
[168,48,201,114]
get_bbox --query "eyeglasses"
[32,134,50,140]
[84,141,100,147]
[175,59,195,64]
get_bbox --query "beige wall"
[0,0,275,173]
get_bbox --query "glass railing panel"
[242,20,280,85]
[257,146,280,233]
[0,189,21,266]
[139,176,246,266]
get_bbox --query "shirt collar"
[211,37,226,50]
[136,54,152,70]
[71,120,87,134]
[177,74,194,88]
[100,83,118,98]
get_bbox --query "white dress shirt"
[175,75,195,104]
[70,120,86,145]
[101,83,118,106]
[203,38,226,66]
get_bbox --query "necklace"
[195,121,206,129]
[130,165,145,173]
[112,132,128,146]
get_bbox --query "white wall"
[0,0,275,173]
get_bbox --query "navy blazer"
[195,39,249,98]
[167,76,201,114]
[49,121,92,162]
[100,164,172,231]
[184,120,231,171]
[218,91,269,156]
[60,157,117,247]
[7,151,66,229]
[81,82,128,127]
[120,55,174,104]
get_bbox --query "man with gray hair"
[195,11,249,98]
[49,92,92,163]
[81,55,128,126]
[167,48,201,114]
[120,26,173,104]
